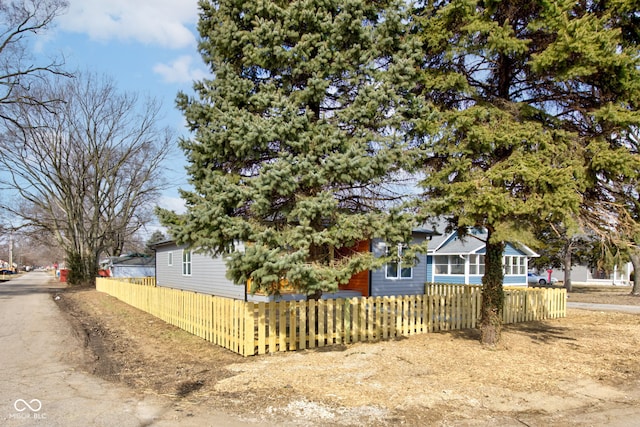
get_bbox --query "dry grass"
[55,284,640,426]
[567,284,640,305]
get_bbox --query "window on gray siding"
[386,244,412,279]
[182,250,192,276]
[168,251,173,266]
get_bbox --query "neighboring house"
[102,253,155,278]
[366,226,535,296]
[551,263,633,286]
[152,225,536,301]
[426,227,537,287]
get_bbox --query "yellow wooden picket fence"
[96,278,566,357]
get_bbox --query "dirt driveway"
[55,284,640,426]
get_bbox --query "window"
[434,255,449,274]
[504,256,525,275]
[450,256,465,274]
[469,254,485,275]
[167,251,173,266]
[385,244,412,279]
[182,250,192,276]
[434,255,466,275]
[504,256,512,275]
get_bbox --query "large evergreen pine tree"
[408,0,640,344]
[158,0,415,297]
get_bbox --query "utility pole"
[9,229,13,271]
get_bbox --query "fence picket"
[268,301,277,353]
[326,299,335,345]
[336,299,343,345]
[289,301,297,351]
[258,303,266,355]
[278,302,287,352]
[308,299,316,349]
[299,300,307,350]
[318,300,326,348]
[97,279,566,357]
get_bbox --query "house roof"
[110,254,155,267]
[434,233,486,255]
[149,239,176,249]
[423,218,539,257]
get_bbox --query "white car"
[527,272,558,286]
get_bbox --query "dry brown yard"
[55,284,640,426]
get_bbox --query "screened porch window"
[504,256,525,275]
[434,255,466,275]
[469,254,485,275]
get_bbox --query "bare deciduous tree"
[0,0,69,127]
[0,72,174,285]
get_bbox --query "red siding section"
[338,240,371,297]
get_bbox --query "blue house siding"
[468,276,483,285]
[503,275,527,286]
[504,243,523,256]
[433,275,467,285]
[370,236,429,297]
[111,265,155,278]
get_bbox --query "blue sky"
[37,0,210,214]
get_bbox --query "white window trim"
[503,255,526,276]
[182,250,192,276]
[167,251,173,267]
[434,255,467,276]
[385,244,413,280]
[468,254,485,275]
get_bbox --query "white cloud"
[153,55,209,84]
[157,195,186,214]
[58,0,199,49]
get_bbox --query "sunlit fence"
[96,278,566,357]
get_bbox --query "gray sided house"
[153,240,245,300]
[152,227,536,301]
[153,240,360,302]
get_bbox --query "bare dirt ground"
[54,284,640,426]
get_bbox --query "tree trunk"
[307,289,323,301]
[480,230,505,346]
[66,251,97,287]
[630,251,640,296]
[563,242,573,292]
